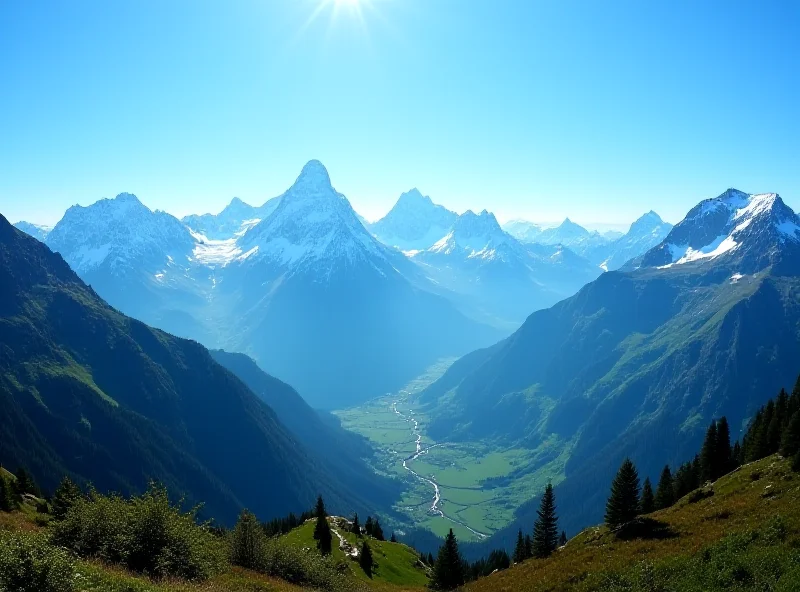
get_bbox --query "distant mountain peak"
[370,188,457,251]
[291,159,333,195]
[115,192,142,204]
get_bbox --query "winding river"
[392,398,488,539]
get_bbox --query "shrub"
[0,530,74,592]
[230,510,267,571]
[52,483,225,581]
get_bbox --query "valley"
[335,360,569,543]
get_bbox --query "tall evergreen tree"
[312,495,332,555]
[700,420,718,482]
[782,410,800,457]
[640,477,655,514]
[654,465,674,510]
[532,483,559,558]
[365,516,374,537]
[12,467,37,497]
[732,441,742,467]
[52,476,82,520]
[715,417,732,476]
[230,510,267,571]
[559,531,567,547]
[390,532,397,543]
[430,529,465,591]
[351,512,361,535]
[0,476,16,512]
[605,458,641,528]
[524,534,533,559]
[513,529,527,563]
[373,518,385,541]
[359,540,374,577]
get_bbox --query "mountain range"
[369,188,458,251]
[420,188,800,545]
[0,213,394,523]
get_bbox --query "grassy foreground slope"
[468,454,800,592]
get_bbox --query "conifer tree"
[427,552,435,566]
[715,416,732,476]
[732,441,742,467]
[230,510,267,570]
[390,532,397,543]
[431,529,465,591]
[365,516,374,537]
[559,531,567,547]
[640,477,655,514]
[373,518,385,541]
[359,540,374,577]
[605,458,641,528]
[0,476,15,512]
[351,512,361,535]
[782,410,800,457]
[532,483,558,558]
[312,495,332,555]
[700,420,718,483]
[52,476,82,520]
[524,534,533,559]
[654,465,674,510]
[513,529,526,563]
[13,467,37,497]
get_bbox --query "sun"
[334,0,361,5]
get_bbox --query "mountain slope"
[370,189,457,251]
[587,211,673,271]
[0,213,384,524]
[502,220,542,243]
[420,188,800,538]
[13,221,51,242]
[182,196,281,240]
[214,161,503,407]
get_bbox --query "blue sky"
[1,0,798,228]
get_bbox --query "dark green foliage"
[372,518,385,541]
[364,515,374,537]
[524,534,533,559]
[351,512,360,535]
[430,529,465,591]
[700,421,718,483]
[427,552,435,566]
[715,417,732,476]
[559,531,567,547]
[12,468,38,497]
[673,458,701,500]
[605,458,641,529]
[466,549,510,581]
[313,496,332,555]
[0,475,17,512]
[0,531,74,592]
[359,540,374,577]
[51,477,81,521]
[390,532,397,543]
[640,478,655,514]
[51,483,225,581]
[513,529,527,563]
[742,384,800,470]
[262,509,314,538]
[230,510,267,571]
[654,465,674,510]
[781,410,800,457]
[532,483,558,558]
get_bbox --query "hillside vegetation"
[468,454,800,591]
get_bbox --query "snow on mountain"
[535,218,591,245]
[13,221,52,242]
[591,211,673,271]
[182,196,280,240]
[46,193,197,275]
[370,189,457,251]
[232,160,393,277]
[640,189,800,271]
[502,219,542,243]
[428,209,523,261]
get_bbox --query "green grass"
[468,454,800,592]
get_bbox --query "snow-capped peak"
[641,189,800,269]
[370,188,457,251]
[429,209,516,259]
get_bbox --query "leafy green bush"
[52,483,225,581]
[229,510,267,571]
[0,530,74,592]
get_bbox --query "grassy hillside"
[467,454,800,591]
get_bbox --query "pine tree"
[364,516,374,537]
[373,518,385,541]
[732,441,742,468]
[532,483,558,558]
[654,465,674,510]
[431,529,465,591]
[781,410,800,457]
[0,476,16,512]
[312,495,332,555]
[351,512,361,535]
[559,531,567,547]
[427,552,435,566]
[524,534,533,559]
[605,458,641,528]
[390,532,397,543]
[700,420,718,483]
[13,467,37,497]
[640,477,655,514]
[715,417,732,476]
[230,510,267,570]
[359,541,374,577]
[52,476,82,520]
[512,529,526,563]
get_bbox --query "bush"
[52,483,225,581]
[230,510,267,571]
[260,538,361,592]
[0,530,74,592]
